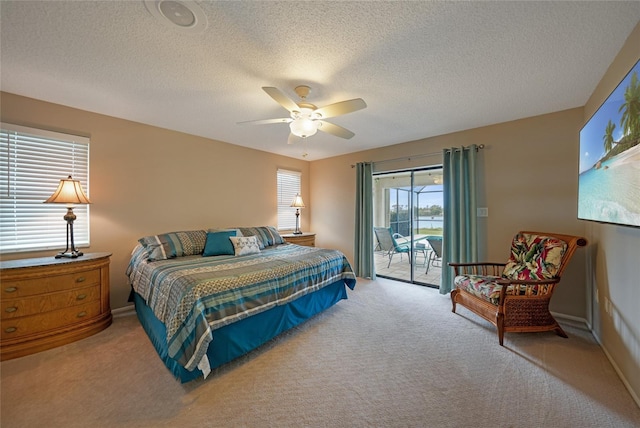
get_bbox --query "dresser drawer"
[0,252,111,360]
[1,285,100,320]
[1,269,100,299]
[1,300,102,340]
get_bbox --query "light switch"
[477,207,488,217]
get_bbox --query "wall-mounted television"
[578,59,640,228]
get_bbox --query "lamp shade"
[44,175,91,204]
[290,194,305,208]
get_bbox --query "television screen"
[578,59,640,228]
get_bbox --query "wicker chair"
[450,231,587,345]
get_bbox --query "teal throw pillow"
[203,230,237,256]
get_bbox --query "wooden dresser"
[282,232,316,247]
[0,252,112,361]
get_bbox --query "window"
[277,169,301,230]
[1,123,90,253]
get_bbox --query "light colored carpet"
[1,278,639,427]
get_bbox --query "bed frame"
[132,279,349,383]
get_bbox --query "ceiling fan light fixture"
[290,117,319,138]
[241,85,366,142]
[289,107,320,138]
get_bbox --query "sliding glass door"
[373,167,443,287]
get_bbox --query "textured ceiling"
[1,1,639,160]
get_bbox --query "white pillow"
[229,235,261,256]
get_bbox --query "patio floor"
[374,248,442,287]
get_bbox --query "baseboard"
[590,329,640,409]
[112,304,136,318]
[552,311,640,408]
[551,311,590,330]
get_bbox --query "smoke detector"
[144,0,208,34]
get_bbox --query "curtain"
[440,145,478,294]
[354,162,375,279]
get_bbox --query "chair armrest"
[449,262,506,276]
[496,277,560,301]
[496,278,559,286]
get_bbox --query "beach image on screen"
[578,60,640,228]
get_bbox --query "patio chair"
[374,227,412,268]
[425,236,442,274]
[449,231,587,345]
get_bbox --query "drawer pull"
[4,327,17,333]
[4,287,17,293]
[5,306,18,313]
[76,294,87,300]
[77,311,87,318]
[76,277,86,283]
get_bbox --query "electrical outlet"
[477,207,488,217]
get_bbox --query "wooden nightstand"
[282,232,316,247]
[0,252,112,361]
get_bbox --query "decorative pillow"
[208,228,243,236]
[138,230,207,261]
[265,226,285,245]
[125,244,150,276]
[502,233,567,280]
[236,226,284,248]
[203,230,237,256]
[236,227,266,249]
[229,235,261,256]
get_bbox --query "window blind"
[0,123,90,253]
[277,169,301,230]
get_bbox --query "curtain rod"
[351,144,484,168]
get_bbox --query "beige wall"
[311,107,587,318]
[0,92,310,309]
[582,22,640,403]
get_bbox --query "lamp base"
[293,231,303,235]
[55,250,83,259]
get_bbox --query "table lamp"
[44,175,92,258]
[290,194,305,235]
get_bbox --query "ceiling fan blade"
[314,98,366,119]
[262,87,300,113]
[287,133,303,145]
[237,118,291,125]
[317,120,355,139]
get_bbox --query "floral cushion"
[454,274,546,305]
[502,233,567,280]
[454,274,504,304]
[454,233,567,305]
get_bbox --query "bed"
[126,227,356,383]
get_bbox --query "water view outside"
[374,169,444,286]
[417,216,443,230]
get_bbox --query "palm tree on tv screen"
[618,71,640,141]
[603,119,616,153]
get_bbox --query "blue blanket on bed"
[127,244,356,372]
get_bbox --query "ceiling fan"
[238,86,367,144]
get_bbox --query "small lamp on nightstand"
[44,175,92,259]
[290,194,305,235]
